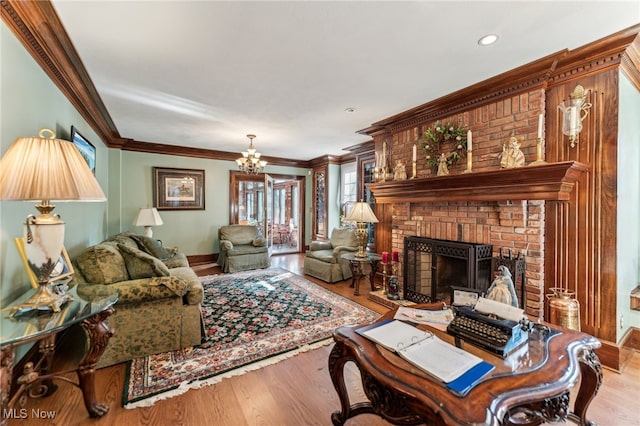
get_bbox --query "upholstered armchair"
[303,228,358,283]
[218,225,270,273]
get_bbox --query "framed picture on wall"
[71,125,96,175]
[153,167,205,210]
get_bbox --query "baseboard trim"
[622,326,640,351]
[188,253,216,265]
[596,327,640,372]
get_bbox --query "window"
[341,162,357,205]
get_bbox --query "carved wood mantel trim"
[367,161,589,204]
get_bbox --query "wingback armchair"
[218,225,270,273]
[303,228,358,283]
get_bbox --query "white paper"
[360,320,433,352]
[359,319,483,383]
[395,306,454,325]
[400,337,482,383]
[452,289,479,306]
[474,297,524,322]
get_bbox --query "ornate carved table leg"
[1,346,15,426]
[351,261,364,296]
[369,259,380,291]
[328,342,374,425]
[569,349,603,426]
[77,306,114,418]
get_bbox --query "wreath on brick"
[421,121,469,170]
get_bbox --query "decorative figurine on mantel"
[393,160,407,180]
[437,153,452,176]
[499,137,525,169]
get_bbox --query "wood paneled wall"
[359,26,640,369]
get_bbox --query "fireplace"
[403,236,493,303]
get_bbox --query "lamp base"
[143,226,153,238]
[9,283,71,317]
[354,246,369,259]
[354,225,369,258]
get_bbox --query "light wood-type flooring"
[7,254,640,425]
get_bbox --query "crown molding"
[0,0,350,167]
[359,24,640,137]
[1,0,119,146]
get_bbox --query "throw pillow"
[76,243,128,284]
[129,234,176,260]
[117,243,171,279]
[252,238,266,247]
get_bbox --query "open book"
[358,319,494,393]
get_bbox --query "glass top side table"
[340,252,383,296]
[1,285,118,423]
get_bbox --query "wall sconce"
[558,85,592,148]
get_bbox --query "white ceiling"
[51,1,639,161]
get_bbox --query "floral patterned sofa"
[71,232,204,368]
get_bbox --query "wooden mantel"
[367,161,589,204]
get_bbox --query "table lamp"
[345,200,379,258]
[0,129,106,314]
[133,207,163,237]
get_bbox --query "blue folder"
[445,360,494,394]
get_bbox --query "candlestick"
[412,144,417,162]
[382,251,389,264]
[529,137,547,166]
[537,114,543,139]
[392,250,399,263]
[462,131,473,173]
[411,160,417,179]
[462,149,472,173]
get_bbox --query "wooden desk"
[328,305,602,426]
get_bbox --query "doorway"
[229,171,305,255]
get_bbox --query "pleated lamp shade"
[0,129,106,201]
[0,128,105,313]
[345,201,379,223]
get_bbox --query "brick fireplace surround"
[393,199,545,318]
[376,89,548,320]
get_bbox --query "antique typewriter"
[447,305,527,357]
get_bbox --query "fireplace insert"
[403,236,493,303]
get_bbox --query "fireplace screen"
[403,237,492,303]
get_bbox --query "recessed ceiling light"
[345,107,356,113]
[478,34,499,46]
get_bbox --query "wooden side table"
[1,285,118,425]
[341,252,382,296]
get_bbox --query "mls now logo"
[3,408,56,419]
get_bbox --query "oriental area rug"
[123,267,378,408]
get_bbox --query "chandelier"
[236,134,267,174]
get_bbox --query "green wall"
[1,21,320,306]
[116,151,311,255]
[616,72,640,340]
[1,23,109,304]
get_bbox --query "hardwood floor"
[8,254,639,426]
